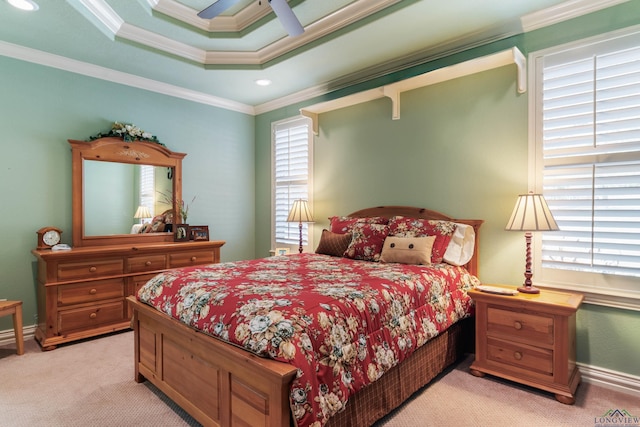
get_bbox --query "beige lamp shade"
[505,193,559,232]
[134,206,152,219]
[287,199,313,223]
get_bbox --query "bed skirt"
[327,317,473,427]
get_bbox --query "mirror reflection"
[83,160,173,236]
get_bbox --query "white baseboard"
[578,362,640,397]
[0,325,35,348]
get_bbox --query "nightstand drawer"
[487,337,553,376]
[487,307,554,346]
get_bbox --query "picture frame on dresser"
[190,225,209,241]
[174,224,190,242]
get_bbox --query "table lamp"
[287,199,313,253]
[505,192,559,294]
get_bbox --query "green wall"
[255,3,640,377]
[0,55,255,331]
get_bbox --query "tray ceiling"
[0,0,627,111]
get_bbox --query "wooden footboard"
[128,296,297,427]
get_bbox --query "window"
[139,165,155,217]
[272,117,313,250]
[530,27,640,305]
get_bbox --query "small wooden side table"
[468,285,583,404]
[0,300,24,355]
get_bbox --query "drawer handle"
[145,261,152,266]
[514,351,523,360]
[89,313,97,319]
[191,256,197,262]
[89,288,97,295]
[89,266,97,273]
[514,321,523,330]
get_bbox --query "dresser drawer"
[57,301,126,334]
[169,250,215,268]
[57,279,125,306]
[57,259,124,281]
[127,255,167,273]
[487,337,553,376]
[487,307,554,346]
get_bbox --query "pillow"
[315,229,353,257]
[329,216,389,234]
[387,216,457,264]
[380,236,436,265]
[343,223,389,262]
[443,223,475,266]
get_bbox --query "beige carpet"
[0,331,638,427]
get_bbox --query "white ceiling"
[0,0,628,113]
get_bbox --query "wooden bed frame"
[128,206,483,427]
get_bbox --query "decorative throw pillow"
[380,236,436,265]
[315,229,353,257]
[387,216,457,264]
[443,223,475,266]
[343,223,389,262]
[329,216,389,234]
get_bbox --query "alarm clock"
[36,226,63,250]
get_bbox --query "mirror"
[69,137,186,247]
[83,162,173,236]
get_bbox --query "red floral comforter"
[137,253,479,427]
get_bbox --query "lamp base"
[517,285,540,294]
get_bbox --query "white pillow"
[443,223,475,266]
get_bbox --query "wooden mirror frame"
[69,137,186,247]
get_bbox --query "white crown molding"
[118,22,207,64]
[0,40,254,115]
[81,0,401,66]
[150,0,274,32]
[521,0,630,32]
[76,0,123,34]
[254,83,331,115]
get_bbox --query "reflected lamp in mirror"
[287,199,313,254]
[134,206,152,224]
[505,192,559,294]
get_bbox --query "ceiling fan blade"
[269,0,304,37]
[197,0,243,20]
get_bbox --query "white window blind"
[272,117,312,247]
[139,165,155,216]
[533,27,640,299]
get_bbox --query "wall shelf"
[300,47,526,135]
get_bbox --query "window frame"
[529,24,640,310]
[270,116,314,253]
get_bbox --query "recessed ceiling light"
[7,0,39,11]
[255,79,272,87]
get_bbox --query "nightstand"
[468,285,583,404]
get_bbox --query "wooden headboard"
[348,206,484,277]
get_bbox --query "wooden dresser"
[468,285,583,404]
[32,240,224,350]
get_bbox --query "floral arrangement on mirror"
[87,121,163,145]
[158,190,196,224]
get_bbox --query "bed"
[127,206,483,427]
